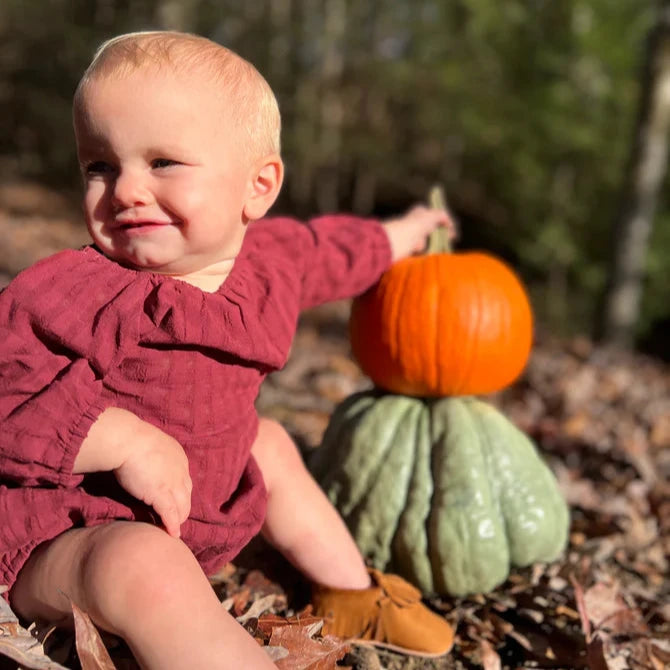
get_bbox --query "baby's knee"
[80,522,198,629]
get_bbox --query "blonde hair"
[73,31,281,159]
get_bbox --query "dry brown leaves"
[70,605,115,670]
[263,617,350,669]
[216,569,350,670]
[0,587,68,669]
[570,575,668,670]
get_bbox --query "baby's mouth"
[118,221,169,230]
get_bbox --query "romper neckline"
[83,242,250,298]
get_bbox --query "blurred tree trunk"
[599,0,670,347]
[314,0,347,212]
[286,0,347,214]
[267,0,292,83]
[288,3,321,213]
[351,4,384,215]
[155,0,199,30]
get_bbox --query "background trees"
[0,0,667,354]
[599,0,670,348]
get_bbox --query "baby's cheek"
[84,185,108,218]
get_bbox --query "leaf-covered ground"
[0,183,668,669]
[255,302,670,670]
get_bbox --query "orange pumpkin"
[350,222,533,398]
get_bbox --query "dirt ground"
[0,182,667,669]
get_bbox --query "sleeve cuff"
[56,398,108,487]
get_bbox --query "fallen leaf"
[0,593,69,669]
[583,579,648,636]
[257,608,324,638]
[230,586,252,617]
[270,625,349,670]
[570,575,592,641]
[478,639,501,670]
[506,629,533,651]
[649,640,670,669]
[71,601,116,670]
[586,634,611,670]
[264,644,290,662]
[236,594,278,624]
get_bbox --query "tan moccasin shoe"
[312,568,454,657]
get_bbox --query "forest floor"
[0,182,668,670]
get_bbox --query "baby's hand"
[113,421,193,538]
[76,407,192,537]
[382,205,456,263]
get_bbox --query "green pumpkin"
[309,391,569,597]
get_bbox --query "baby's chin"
[100,248,182,275]
[96,238,237,279]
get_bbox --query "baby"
[0,32,454,669]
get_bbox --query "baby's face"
[74,68,256,276]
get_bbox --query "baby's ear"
[243,154,284,221]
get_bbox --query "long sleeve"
[0,328,104,487]
[249,215,392,310]
[0,250,120,487]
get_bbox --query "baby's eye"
[84,161,114,175]
[151,158,179,169]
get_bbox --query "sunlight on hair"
[74,31,281,160]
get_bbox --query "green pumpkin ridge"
[427,398,509,596]
[308,391,376,492]
[390,404,435,592]
[322,393,403,515]
[315,393,422,569]
[343,399,421,567]
[470,399,570,566]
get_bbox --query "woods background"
[0,0,669,356]
[0,5,668,668]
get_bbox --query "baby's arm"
[382,205,456,263]
[74,408,192,538]
[1,253,191,538]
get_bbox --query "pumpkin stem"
[425,184,453,255]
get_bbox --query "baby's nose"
[111,170,151,208]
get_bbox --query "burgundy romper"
[0,215,391,594]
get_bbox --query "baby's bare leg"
[253,419,370,589]
[11,522,275,670]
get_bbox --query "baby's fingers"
[154,493,182,538]
[154,486,190,538]
[173,475,192,525]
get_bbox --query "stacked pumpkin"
[309,188,569,597]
